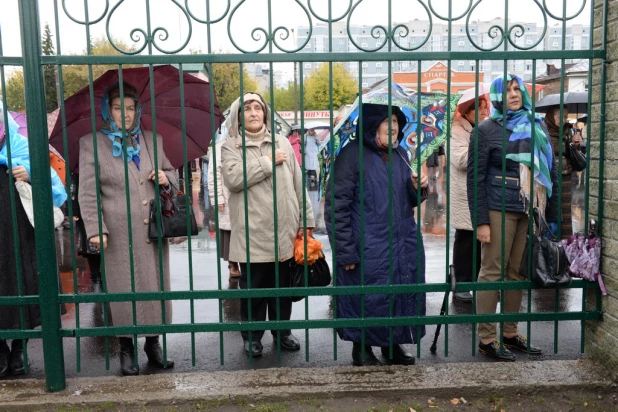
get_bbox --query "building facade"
[295,19,590,90]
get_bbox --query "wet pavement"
[11,173,590,379]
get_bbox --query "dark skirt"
[219,229,232,261]
[0,165,41,330]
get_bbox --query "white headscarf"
[224,93,273,138]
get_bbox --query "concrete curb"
[1,359,615,410]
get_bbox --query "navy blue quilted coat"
[325,103,426,346]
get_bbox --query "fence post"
[17,0,66,392]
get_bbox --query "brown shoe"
[229,263,240,278]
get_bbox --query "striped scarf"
[489,74,554,204]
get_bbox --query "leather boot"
[352,343,382,367]
[144,336,174,369]
[0,340,9,378]
[9,339,28,376]
[119,338,139,376]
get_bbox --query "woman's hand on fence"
[218,204,225,212]
[148,169,169,188]
[268,149,287,165]
[10,166,29,182]
[344,264,356,271]
[411,171,429,190]
[89,234,108,251]
[477,224,491,243]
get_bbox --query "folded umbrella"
[49,64,224,173]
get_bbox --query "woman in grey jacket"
[221,93,314,358]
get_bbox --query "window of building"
[376,62,382,67]
[362,68,368,74]
[376,68,382,73]
[304,63,311,68]
[362,82,368,88]
[458,61,465,66]
[362,62,368,68]
[458,40,465,45]
[339,38,344,44]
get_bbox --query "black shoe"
[275,334,301,351]
[381,345,416,365]
[0,340,9,378]
[119,338,139,376]
[144,336,175,369]
[9,339,28,376]
[243,340,263,357]
[453,291,473,302]
[352,343,382,367]
[478,340,517,362]
[503,334,542,355]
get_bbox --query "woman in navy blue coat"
[325,103,428,366]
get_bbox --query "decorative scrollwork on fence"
[226,0,313,54]
[104,0,192,55]
[60,0,591,55]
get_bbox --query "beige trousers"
[476,210,529,340]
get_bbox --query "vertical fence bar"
[18,0,66,392]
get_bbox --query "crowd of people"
[0,73,587,377]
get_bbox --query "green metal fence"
[0,0,607,392]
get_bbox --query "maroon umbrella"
[49,64,223,173]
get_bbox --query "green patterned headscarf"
[489,74,554,197]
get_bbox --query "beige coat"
[221,133,315,263]
[208,140,231,231]
[79,131,177,335]
[449,116,474,231]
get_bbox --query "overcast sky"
[1,1,592,55]
[0,0,593,81]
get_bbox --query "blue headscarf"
[0,102,67,207]
[489,74,554,198]
[101,83,142,162]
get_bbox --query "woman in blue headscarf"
[326,103,428,367]
[466,74,559,361]
[78,82,177,376]
[0,105,67,379]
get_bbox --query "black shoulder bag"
[148,182,198,240]
[519,208,571,287]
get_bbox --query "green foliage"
[303,63,357,110]
[264,82,296,111]
[42,22,58,114]
[1,36,139,113]
[210,62,259,111]
[1,70,26,112]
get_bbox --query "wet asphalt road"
[10,176,589,379]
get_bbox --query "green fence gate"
[0,0,607,392]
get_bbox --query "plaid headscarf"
[490,74,554,198]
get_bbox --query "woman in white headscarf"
[221,92,314,358]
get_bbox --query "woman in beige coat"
[79,82,177,376]
[208,138,240,277]
[450,96,489,302]
[221,93,314,357]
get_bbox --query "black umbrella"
[535,92,588,114]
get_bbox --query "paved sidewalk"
[1,359,615,410]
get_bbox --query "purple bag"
[561,221,607,296]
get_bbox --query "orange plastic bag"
[294,235,323,265]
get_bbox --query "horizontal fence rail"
[0,0,607,392]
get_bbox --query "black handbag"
[148,185,198,240]
[564,136,587,172]
[288,255,332,302]
[75,217,100,256]
[519,208,571,287]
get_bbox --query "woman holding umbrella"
[221,93,314,358]
[543,106,584,238]
[325,103,428,366]
[0,105,67,378]
[467,74,559,361]
[78,82,177,376]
